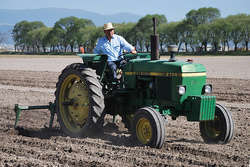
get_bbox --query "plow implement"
[14,102,56,129]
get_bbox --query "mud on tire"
[55,63,105,137]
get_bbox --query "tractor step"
[14,102,56,129]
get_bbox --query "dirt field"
[0,55,249,167]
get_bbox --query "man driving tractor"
[94,22,137,81]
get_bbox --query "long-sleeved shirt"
[93,34,134,61]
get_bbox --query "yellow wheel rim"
[136,118,152,144]
[59,74,89,132]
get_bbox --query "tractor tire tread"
[55,63,104,137]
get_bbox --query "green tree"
[226,14,245,51]
[77,26,97,52]
[240,15,250,51]
[158,23,168,52]
[133,14,167,52]
[54,17,75,52]
[186,7,221,26]
[45,27,61,52]
[71,18,95,52]
[27,29,38,52]
[28,27,51,53]
[28,27,51,52]
[211,18,232,51]
[24,21,46,52]
[54,16,95,52]
[209,20,223,52]
[115,22,136,45]
[185,7,221,52]
[164,22,179,47]
[197,24,211,52]
[88,26,103,52]
[12,21,32,51]
[176,20,197,52]
[12,21,45,52]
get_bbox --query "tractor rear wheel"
[132,107,165,148]
[55,63,104,137]
[200,103,234,144]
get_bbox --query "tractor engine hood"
[124,59,206,76]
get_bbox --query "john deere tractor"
[14,18,234,148]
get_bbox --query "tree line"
[12,7,250,54]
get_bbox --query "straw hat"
[103,22,115,31]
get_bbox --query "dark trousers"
[107,59,127,80]
[108,61,119,80]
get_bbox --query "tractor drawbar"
[14,102,56,129]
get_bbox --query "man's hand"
[131,48,137,54]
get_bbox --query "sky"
[1,0,250,22]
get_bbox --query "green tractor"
[53,48,233,148]
[14,19,234,149]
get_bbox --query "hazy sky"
[1,0,250,21]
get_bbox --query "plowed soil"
[0,55,249,167]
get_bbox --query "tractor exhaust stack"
[151,17,159,60]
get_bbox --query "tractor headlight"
[203,84,212,94]
[178,85,186,95]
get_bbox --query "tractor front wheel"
[132,107,166,148]
[55,63,105,137]
[200,103,234,144]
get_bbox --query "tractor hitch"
[14,102,56,129]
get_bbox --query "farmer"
[94,22,137,81]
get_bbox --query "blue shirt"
[94,34,134,61]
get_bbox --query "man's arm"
[119,36,137,54]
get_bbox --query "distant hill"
[0,8,142,27]
[0,8,141,45]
